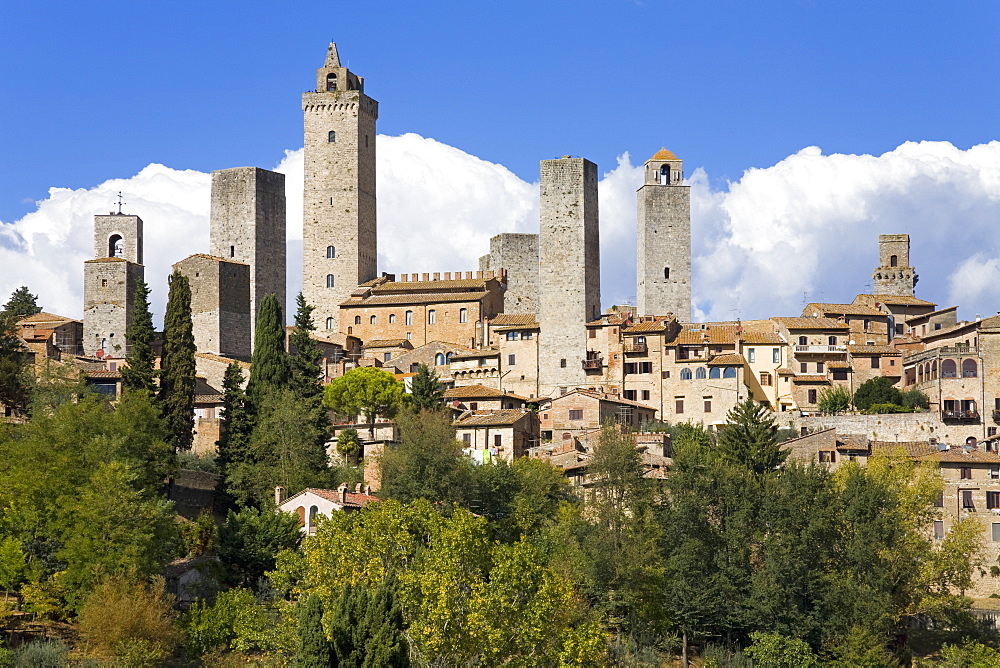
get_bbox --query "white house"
[276,484,378,535]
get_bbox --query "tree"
[0,310,31,415]
[716,398,787,475]
[2,286,41,318]
[159,270,196,450]
[216,361,253,506]
[121,279,157,394]
[324,366,404,438]
[297,593,332,667]
[901,387,929,410]
[289,293,324,401]
[247,293,288,405]
[216,503,301,588]
[337,427,361,463]
[853,376,903,411]
[410,363,445,411]
[817,385,851,414]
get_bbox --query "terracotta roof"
[776,367,795,376]
[905,306,958,324]
[17,311,78,325]
[194,394,224,404]
[674,323,739,345]
[624,320,671,334]
[84,257,129,263]
[344,290,487,307]
[453,409,534,427]
[20,328,54,341]
[196,352,251,369]
[977,315,1000,329]
[740,330,785,344]
[848,345,900,355]
[772,317,849,330]
[650,147,678,161]
[363,339,412,349]
[871,441,938,457]
[791,375,829,383]
[556,389,656,411]
[444,384,527,401]
[372,278,493,293]
[175,253,248,266]
[803,303,885,317]
[285,487,379,508]
[870,294,937,307]
[489,314,538,328]
[449,349,500,360]
[837,434,870,451]
[913,448,1000,464]
[707,353,746,366]
[86,370,121,378]
[827,361,852,369]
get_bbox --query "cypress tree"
[247,293,288,405]
[289,293,324,400]
[362,574,409,667]
[296,592,332,667]
[121,279,157,394]
[158,271,195,450]
[216,361,253,506]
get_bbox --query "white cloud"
[4,137,1000,329]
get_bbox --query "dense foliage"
[854,376,904,411]
[159,270,195,449]
[121,279,157,394]
[323,366,405,437]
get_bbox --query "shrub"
[901,387,929,410]
[183,587,279,657]
[744,631,819,667]
[866,403,910,414]
[817,385,852,414]
[853,377,903,411]
[9,639,67,668]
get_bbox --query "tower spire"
[325,42,341,68]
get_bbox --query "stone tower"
[302,42,379,331]
[173,254,251,360]
[210,167,286,342]
[872,234,918,296]
[637,148,690,320]
[83,213,145,357]
[538,157,601,396]
[479,233,539,315]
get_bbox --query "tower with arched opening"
[83,213,145,357]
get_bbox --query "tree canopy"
[2,286,42,318]
[323,367,404,437]
[247,293,288,406]
[715,398,787,475]
[409,363,445,411]
[121,279,157,394]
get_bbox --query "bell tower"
[302,43,379,330]
[83,212,145,357]
[636,148,691,320]
[872,234,918,297]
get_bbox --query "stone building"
[539,389,655,443]
[636,148,691,320]
[210,166,286,340]
[302,43,378,328]
[872,233,918,297]
[173,254,251,360]
[801,302,890,345]
[454,409,540,462]
[17,312,83,357]
[479,233,539,315]
[443,384,530,413]
[487,314,541,399]
[83,213,144,358]
[538,157,601,396]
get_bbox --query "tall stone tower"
[479,233,539,315]
[210,167,286,342]
[538,157,601,396]
[83,213,144,357]
[302,42,378,331]
[637,148,690,320]
[872,233,918,296]
[173,254,251,360]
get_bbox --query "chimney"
[355,483,364,493]
[274,486,286,505]
[337,482,348,504]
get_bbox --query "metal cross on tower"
[116,191,125,214]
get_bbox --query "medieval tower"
[872,234,918,297]
[479,233,539,315]
[209,166,286,342]
[302,43,379,330]
[538,157,601,396]
[83,213,144,357]
[173,254,251,360]
[636,148,691,320]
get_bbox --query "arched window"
[918,366,924,383]
[963,359,978,378]
[723,367,737,378]
[108,234,123,258]
[798,336,808,346]
[828,336,837,346]
[405,310,413,326]
[326,274,335,288]
[389,313,396,324]
[428,309,436,325]
[459,308,468,323]
[370,315,376,325]
[326,73,337,91]
[435,353,446,366]
[327,245,336,258]
[295,506,305,526]
[932,360,937,379]
[326,317,334,330]
[680,368,692,380]
[446,352,453,363]
[328,130,336,143]
[709,367,721,379]
[309,506,319,530]
[695,367,707,379]
[941,359,957,378]
[354,316,361,325]
[659,164,669,185]
[890,254,898,267]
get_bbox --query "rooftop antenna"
[116,191,125,215]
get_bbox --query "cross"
[116,191,125,214]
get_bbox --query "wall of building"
[637,185,690,320]
[83,258,142,357]
[481,233,539,315]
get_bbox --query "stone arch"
[326,73,337,91]
[108,234,123,258]
[963,359,978,378]
[890,254,898,267]
[942,359,957,378]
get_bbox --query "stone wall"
[93,214,143,264]
[785,411,990,445]
[175,254,251,360]
[872,233,916,297]
[83,258,142,357]
[637,184,690,319]
[482,233,539,315]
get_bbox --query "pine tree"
[716,397,786,475]
[2,286,42,318]
[247,293,288,405]
[296,592,332,667]
[410,363,445,411]
[158,271,196,450]
[121,279,157,394]
[289,293,324,400]
[362,574,409,667]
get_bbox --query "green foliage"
[744,631,819,667]
[183,587,281,656]
[938,640,1000,667]
[8,639,68,667]
[817,384,852,413]
[410,363,445,411]
[0,537,27,592]
[328,576,409,667]
[183,509,218,558]
[296,592,332,667]
[716,398,786,474]
[121,279,157,394]
[247,293,289,405]
[853,376,903,411]
[868,402,911,414]
[289,293,324,399]
[2,286,41,318]
[216,361,253,507]
[323,366,404,437]
[159,270,196,450]
[0,311,31,416]
[902,387,930,410]
[217,504,301,589]
[337,427,361,460]
[378,409,475,505]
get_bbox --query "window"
[326,73,337,91]
[760,372,772,386]
[942,359,957,378]
[680,368,692,380]
[326,274,335,288]
[828,336,837,345]
[695,367,706,379]
[370,315,376,324]
[798,336,808,346]
[747,348,755,363]
[326,317,334,330]
[624,362,637,375]
[354,316,361,325]
[459,308,468,323]
[642,390,650,401]
[773,348,780,363]
[508,354,516,366]
[569,409,583,420]
[664,267,670,279]
[428,310,436,324]
[963,359,978,378]
[709,367,721,379]
[991,428,999,439]
[230,245,235,258]
[800,362,808,373]
[494,434,502,447]
[816,362,824,373]
[935,493,944,508]
[988,492,1000,510]
[383,352,391,362]
[101,279,108,288]
[623,390,637,401]
[389,313,396,324]
[871,356,880,369]
[405,310,413,326]
[405,332,412,340]
[832,370,848,381]
[890,254,898,267]
[469,402,478,410]
[675,399,684,414]
[560,359,567,368]
[808,389,817,403]
[506,331,519,341]
[723,367,737,378]
[589,329,596,339]
[962,489,975,510]
[935,521,945,540]
[993,523,1000,542]
[961,467,973,480]
[435,353,446,366]
[462,433,471,443]
[818,451,836,463]
[640,362,652,374]
[327,245,336,258]
[704,399,712,413]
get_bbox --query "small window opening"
[664,267,670,279]
[890,254,898,267]
[327,245,336,258]
[326,274,335,288]
[328,130,336,143]
[325,317,334,330]
[326,73,337,91]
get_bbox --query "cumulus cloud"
[3,136,1000,328]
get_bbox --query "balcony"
[943,410,980,423]
[623,341,648,354]
[582,357,603,370]
[794,345,848,354]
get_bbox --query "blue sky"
[2,1,999,323]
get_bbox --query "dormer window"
[326,73,337,91]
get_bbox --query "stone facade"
[209,166,286,340]
[302,43,378,329]
[872,233,918,297]
[94,213,143,264]
[195,352,249,394]
[454,410,540,462]
[539,389,655,442]
[173,254,251,360]
[84,213,145,358]
[636,149,691,320]
[538,157,601,396]
[479,233,539,315]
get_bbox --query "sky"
[1,1,999,325]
